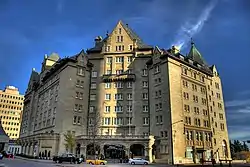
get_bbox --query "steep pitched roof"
[87,20,152,53]
[119,20,152,49]
[187,40,207,66]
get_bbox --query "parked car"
[86,159,107,165]
[1,151,14,158]
[0,153,3,160]
[128,158,149,165]
[53,153,83,164]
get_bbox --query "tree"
[64,131,76,153]
[88,110,102,157]
[243,142,249,151]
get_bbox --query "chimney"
[171,46,180,54]
[94,36,102,46]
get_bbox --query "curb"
[14,156,52,163]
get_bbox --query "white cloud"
[225,99,250,108]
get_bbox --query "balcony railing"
[102,74,136,82]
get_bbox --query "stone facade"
[147,45,231,164]
[18,21,230,164]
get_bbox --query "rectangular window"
[154,65,160,73]
[105,106,111,113]
[116,70,123,75]
[89,106,95,113]
[91,83,97,89]
[127,82,132,88]
[143,105,148,112]
[127,56,133,63]
[115,106,123,112]
[127,93,132,100]
[129,45,133,51]
[114,82,123,88]
[142,69,147,76]
[107,57,112,64]
[92,71,97,78]
[127,117,132,125]
[114,117,123,125]
[143,81,148,88]
[90,94,96,101]
[105,83,111,89]
[143,117,149,125]
[115,93,123,100]
[142,93,148,100]
[115,56,124,63]
[105,94,111,100]
[77,67,85,76]
[103,117,110,125]
[127,105,132,112]
[73,116,77,124]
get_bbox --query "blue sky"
[0,0,249,141]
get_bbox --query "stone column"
[124,147,130,158]
[80,146,86,157]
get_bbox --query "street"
[0,158,250,167]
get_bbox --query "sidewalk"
[14,156,52,163]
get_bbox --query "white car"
[129,158,149,165]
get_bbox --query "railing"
[102,74,136,82]
[77,134,149,139]
[186,140,194,146]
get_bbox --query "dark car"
[1,151,14,158]
[53,153,83,164]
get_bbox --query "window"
[127,82,132,88]
[127,56,133,63]
[127,105,132,112]
[142,93,148,100]
[115,106,123,112]
[79,92,83,99]
[105,83,111,89]
[89,106,95,113]
[220,123,225,130]
[91,83,97,89]
[116,70,123,75]
[143,105,148,112]
[204,120,209,127]
[183,92,189,100]
[154,65,160,73]
[115,56,124,63]
[114,93,123,100]
[89,118,93,125]
[184,104,190,112]
[127,93,132,100]
[193,95,198,103]
[92,71,97,78]
[90,94,96,101]
[183,80,188,87]
[114,82,123,88]
[75,92,79,98]
[105,46,111,52]
[103,118,110,125]
[74,104,78,111]
[114,118,123,125]
[185,117,191,125]
[143,117,149,125]
[105,94,111,100]
[142,69,147,76]
[143,81,148,88]
[77,117,81,124]
[127,69,132,74]
[129,45,133,51]
[78,105,83,111]
[194,107,199,114]
[73,116,77,124]
[127,117,132,125]
[107,57,112,63]
[77,68,85,76]
[105,106,110,113]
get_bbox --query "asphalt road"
[0,158,250,167]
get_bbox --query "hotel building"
[19,21,230,164]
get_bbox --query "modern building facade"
[0,86,24,140]
[19,21,230,164]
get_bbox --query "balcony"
[102,74,136,82]
[186,140,194,146]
